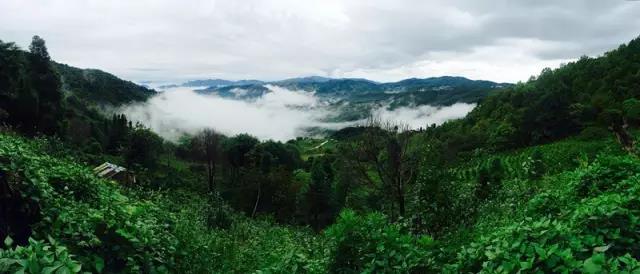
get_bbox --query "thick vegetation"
[2,35,640,273]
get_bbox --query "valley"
[2,2,640,273]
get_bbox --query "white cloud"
[372,103,477,129]
[1,0,639,83]
[120,86,475,141]
[120,86,327,141]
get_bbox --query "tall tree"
[341,117,416,219]
[28,36,50,60]
[196,129,222,192]
[307,156,332,229]
[28,35,63,135]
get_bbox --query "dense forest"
[2,34,640,273]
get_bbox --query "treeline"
[0,36,64,136]
[174,130,341,228]
[427,37,640,155]
[0,36,163,170]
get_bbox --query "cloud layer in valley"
[120,86,474,141]
[373,103,476,130]
[2,1,639,83]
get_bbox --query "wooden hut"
[93,162,136,184]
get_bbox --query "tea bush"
[0,236,83,273]
[0,134,177,273]
[325,210,435,273]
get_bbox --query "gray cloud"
[1,0,639,83]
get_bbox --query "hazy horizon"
[2,0,639,84]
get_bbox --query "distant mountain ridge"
[189,75,511,107]
[158,79,265,89]
[177,75,512,123]
[166,75,508,92]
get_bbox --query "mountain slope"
[427,35,640,153]
[54,63,155,105]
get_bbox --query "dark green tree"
[124,126,163,170]
[195,129,222,192]
[28,36,50,60]
[28,35,63,135]
[307,156,332,229]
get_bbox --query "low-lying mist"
[120,86,476,141]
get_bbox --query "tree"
[340,117,417,219]
[124,126,163,170]
[28,35,63,135]
[307,156,332,229]
[28,36,50,61]
[105,114,130,153]
[195,129,222,192]
[601,109,636,153]
[623,98,640,126]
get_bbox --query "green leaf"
[583,254,605,274]
[94,256,104,273]
[69,262,82,273]
[4,236,13,247]
[42,265,62,274]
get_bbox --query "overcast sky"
[1,0,639,84]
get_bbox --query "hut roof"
[93,162,127,179]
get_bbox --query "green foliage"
[125,125,164,170]
[0,134,177,273]
[3,35,640,274]
[446,155,640,273]
[54,63,155,105]
[578,126,611,141]
[0,36,63,136]
[475,158,504,201]
[575,155,640,197]
[623,98,640,124]
[325,210,434,273]
[159,190,328,273]
[523,149,545,179]
[306,156,334,229]
[0,236,82,273]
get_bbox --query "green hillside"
[55,63,155,105]
[2,34,640,273]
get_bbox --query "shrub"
[575,156,640,197]
[577,126,610,141]
[0,134,177,273]
[325,210,434,273]
[0,236,83,273]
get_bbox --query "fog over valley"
[120,85,476,141]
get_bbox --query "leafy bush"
[578,126,611,141]
[205,194,234,230]
[575,155,640,197]
[325,210,434,273]
[0,134,177,273]
[0,236,83,273]
[447,155,640,273]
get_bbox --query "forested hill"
[1,36,155,144]
[1,39,154,108]
[3,34,640,273]
[54,63,155,105]
[424,36,640,157]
